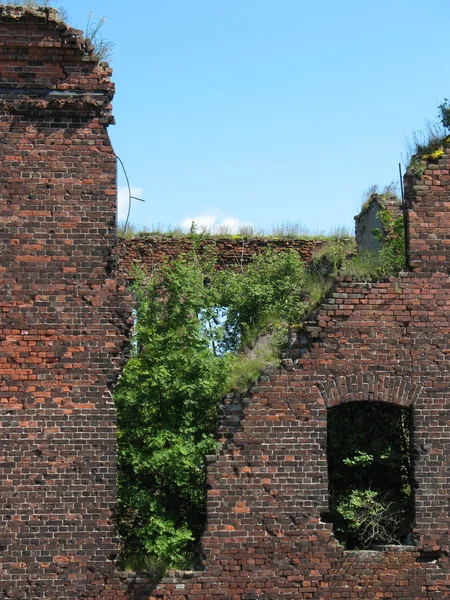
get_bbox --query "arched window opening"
[326,401,414,549]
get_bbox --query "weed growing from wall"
[405,100,450,177]
[360,183,398,211]
[2,3,113,61]
[84,11,114,61]
[3,0,68,20]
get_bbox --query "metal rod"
[399,162,409,269]
[399,162,404,201]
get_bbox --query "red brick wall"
[121,155,450,598]
[0,8,132,599]
[405,157,450,272]
[2,7,450,599]
[129,275,449,599]
[116,237,324,281]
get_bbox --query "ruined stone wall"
[354,194,402,252]
[0,7,132,599]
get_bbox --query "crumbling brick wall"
[115,236,324,281]
[2,7,450,600]
[123,161,450,598]
[0,7,132,599]
[405,163,450,272]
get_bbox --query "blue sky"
[64,0,450,234]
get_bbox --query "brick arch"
[317,373,422,408]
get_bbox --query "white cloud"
[117,187,144,222]
[219,217,242,232]
[181,214,252,234]
[181,214,215,231]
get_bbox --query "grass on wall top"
[118,220,354,241]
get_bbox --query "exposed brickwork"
[0,8,132,599]
[2,8,450,600]
[121,157,450,597]
[405,159,450,272]
[115,237,324,281]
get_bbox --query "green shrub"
[327,402,413,549]
[115,248,315,571]
[115,229,404,569]
[333,489,410,549]
[214,248,307,351]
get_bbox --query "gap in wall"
[326,401,414,550]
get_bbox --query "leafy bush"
[115,248,316,571]
[334,490,409,549]
[115,259,228,571]
[215,248,307,351]
[115,229,405,570]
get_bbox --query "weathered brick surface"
[3,7,450,600]
[0,8,132,599]
[405,159,450,272]
[122,159,450,597]
[116,237,323,281]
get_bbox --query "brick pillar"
[405,148,450,272]
[0,7,132,598]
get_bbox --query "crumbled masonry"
[1,8,450,599]
[116,237,324,282]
